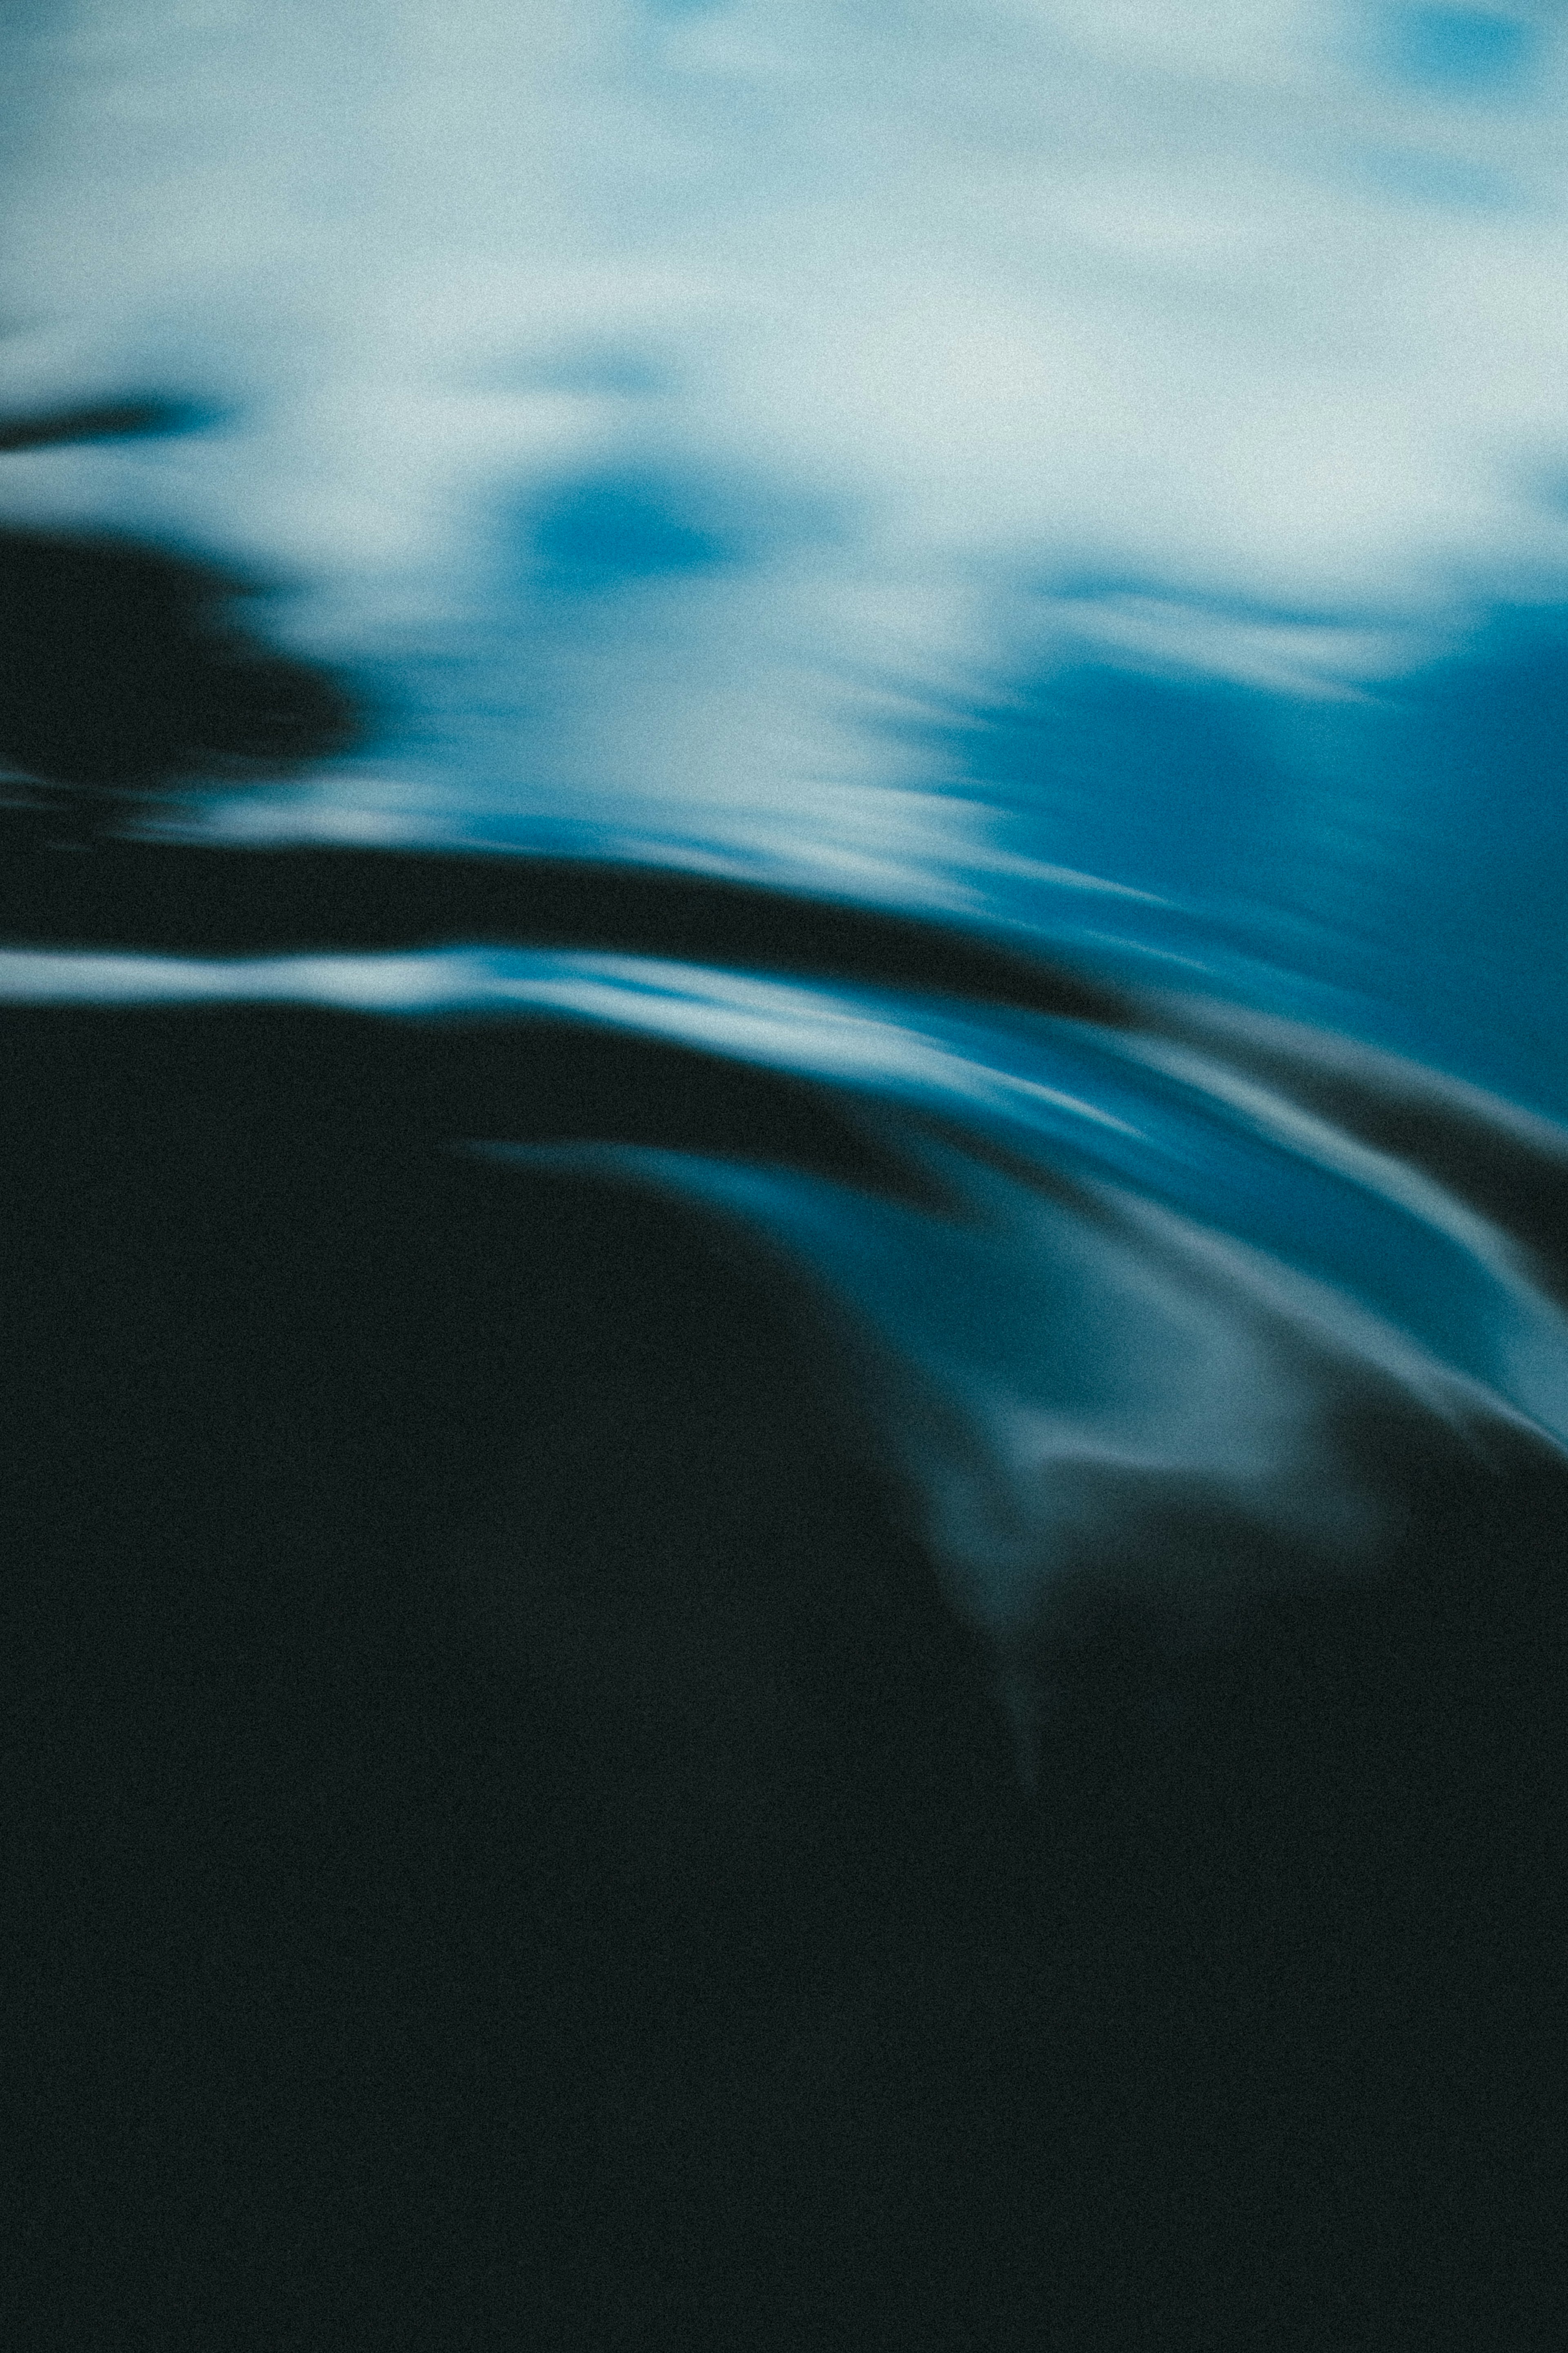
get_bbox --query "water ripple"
[8,938,1563,1686]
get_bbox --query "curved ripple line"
[7,939,1565,1659]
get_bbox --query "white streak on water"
[6,941,1564,1655]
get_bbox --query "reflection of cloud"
[1023,587,1425,696]
[5,0,1568,629]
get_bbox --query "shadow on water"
[0,518,359,839]
[4,419,1566,2348]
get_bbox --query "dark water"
[5,9,1567,2347]
[7,477,1566,2353]
[7,554,1566,1697]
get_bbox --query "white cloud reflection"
[4,0,1568,854]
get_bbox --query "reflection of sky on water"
[3,1,1566,1656]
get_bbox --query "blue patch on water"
[1383,7,1534,91]
[891,608,1568,1122]
[923,665,1284,917]
[529,473,740,591]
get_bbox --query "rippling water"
[6,921,1567,1717]
[7,658,1568,1766]
[5,8,1567,2338]
[5,0,1568,1756]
